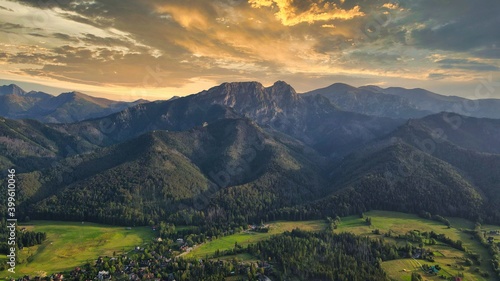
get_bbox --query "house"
[176,238,184,245]
[97,271,109,280]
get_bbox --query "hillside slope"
[20,118,327,225]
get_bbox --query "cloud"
[427,73,448,80]
[346,50,402,66]
[405,0,500,55]
[0,5,13,11]
[52,32,74,41]
[436,59,499,72]
[155,1,217,30]
[1,0,499,99]
[0,22,24,29]
[472,47,500,59]
[381,3,399,10]
[28,32,47,38]
[248,0,365,26]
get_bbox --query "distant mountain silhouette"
[305,83,500,119]
[0,84,147,123]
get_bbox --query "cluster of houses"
[90,254,271,281]
[10,224,281,281]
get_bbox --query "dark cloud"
[0,22,24,29]
[472,47,500,59]
[28,32,47,37]
[0,5,13,11]
[52,32,74,40]
[427,73,448,80]
[80,33,133,48]
[437,59,499,72]
[406,0,500,55]
[347,51,401,66]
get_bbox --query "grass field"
[335,211,496,281]
[0,221,154,278]
[185,220,326,259]
[2,212,497,280]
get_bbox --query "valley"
[3,211,497,280]
[1,0,498,279]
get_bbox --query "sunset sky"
[0,0,499,101]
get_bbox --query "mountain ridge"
[304,83,500,119]
[0,80,499,227]
[0,84,148,123]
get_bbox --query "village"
[7,222,278,281]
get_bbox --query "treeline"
[0,219,47,255]
[418,211,451,227]
[0,220,46,272]
[471,224,500,279]
[246,229,406,281]
[15,229,47,249]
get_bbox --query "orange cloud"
[248,0,365,26]
[155,4,211,30]
[382,3,399,10]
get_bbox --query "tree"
[411,272,423,281]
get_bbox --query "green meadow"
[335,211,496,281]
[1,211,497,281]
[185,220,327,259]
[192,211,497,281]
[0,221,154,279]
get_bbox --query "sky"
[0,0,499,101]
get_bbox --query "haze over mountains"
[305,83,500,119]
[0,81,499,226]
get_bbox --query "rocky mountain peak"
[267,80,298,99]
[0,84,26,96]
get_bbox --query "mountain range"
[0,84,147,123]
[0,81,499,226]
[305,83,500,119]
